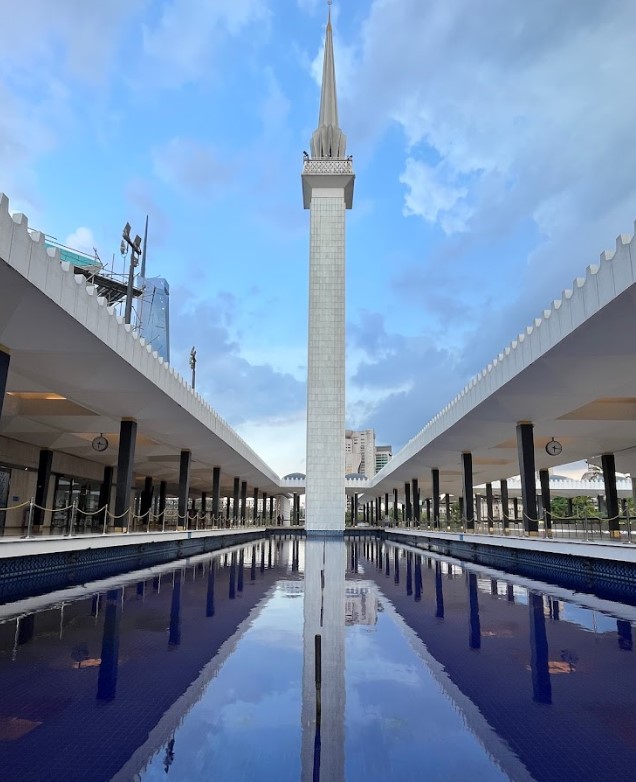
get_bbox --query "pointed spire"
[310,1,347,159]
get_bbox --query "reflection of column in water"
[406,552,413,596]
[301,538,345,782]
[394,549,400,585]
[490,579,497,596]
[17,613,35,646]
[91,594,100,618]
[378,542,383,570]
[468,574,481,650]
[260,542,265,574]
[250,545,256,581]
[169,571,182,647]
[507,584,514,603]
[550,598,560,621]
[435,561,444,618]
[414,555,422,602]
[529,593,551,704]
[385,548,390,577]
[206,561,216,618]
[237,550,244,593]
[97,588,122,701]
[617,620,633,651]
[267,540,272,569]
[229,552,237,599]
[137,581,145,599]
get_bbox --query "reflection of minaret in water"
[301,537,345,781]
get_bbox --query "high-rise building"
[302,6,354,533]
[345,429,375,478]
[375,444,393,473]
[138,276,170,364]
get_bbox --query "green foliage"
[551,495,598,518]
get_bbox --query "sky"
[1,0,636,478]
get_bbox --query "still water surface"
[0,536,635,781]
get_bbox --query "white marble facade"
[305,189,347,531]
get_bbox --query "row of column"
[22,423,279,530]
[367,424,623,536]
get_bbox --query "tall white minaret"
[302,2,354,534]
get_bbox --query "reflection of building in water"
[345,586,377,626]
[301,537,345,782]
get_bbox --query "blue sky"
[2,0,636,476]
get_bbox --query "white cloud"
[236,414,307,477]
[142,0,269,87]
[64,227,97,255]
[347,0,636,240]
[399,158,471,234]
[152,137,232,196]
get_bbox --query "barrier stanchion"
[25,498,34,539]
[68,500,77,537]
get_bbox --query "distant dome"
[345,473,367,480]
[283,472,306,480]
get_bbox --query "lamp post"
[121,222,143,326]
[189,347,197,389]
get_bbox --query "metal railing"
[0,498,271,540]
[383,511,634,544]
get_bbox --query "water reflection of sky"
[140,588,304,782]
[3,537,636,781]
[345,592,510,782]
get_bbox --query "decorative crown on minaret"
[310,2,347,159]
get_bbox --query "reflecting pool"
[1,535,636,781]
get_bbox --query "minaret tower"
[302,2,354,534]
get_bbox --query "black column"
[602,453,620,537]
[139,476,153,528]
[0,349,9,421]
[115,420,137,527]
[353,494,359,524]
[501,479,509,531]
[97,589,122,701]
[539,469,552,533]
[211,466,221,523]
[384,492,389,522]
[158,481,167,527]
[404,482,412,523]
[462,452,474,530]
[261,491,267,524]
[293,493,300,525]
[33,448,53,527]
[240,481,247,525]
[393,489,398,522]
[485,483,494,530]
[445,493,451,526]
[98,465,113,529]
[252,487,259,524]
[269,495,274,521]
[178,450,191,528]
[516,423,538,534]
[412,479,419,524]
[529,593,551,703]
[432,469,440,528]
[232,478,240,524]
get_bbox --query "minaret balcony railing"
[302,157,353,175]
